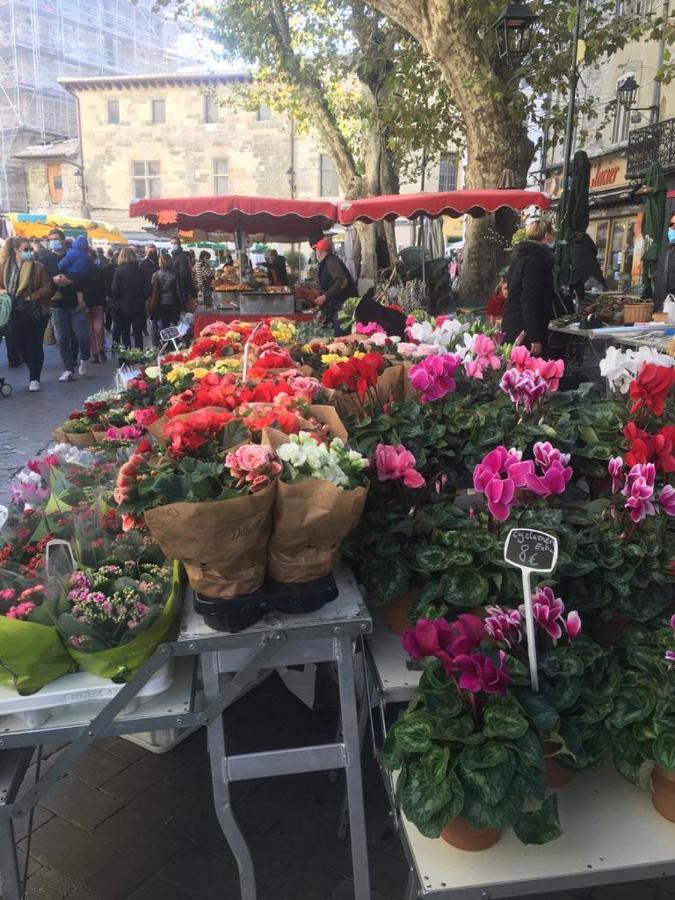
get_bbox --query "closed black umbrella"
[566,150,605,301]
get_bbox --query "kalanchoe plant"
[383,615,562,845]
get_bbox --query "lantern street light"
[491,2,538,66]
[618,75,640,111]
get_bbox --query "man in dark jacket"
[139,244,159,292]
[656,211,675,307]
[502,217,556,356]
[314,238,356,335]
[169,237,195,306]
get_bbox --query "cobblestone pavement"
[0,343,668,900]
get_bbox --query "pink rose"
[227,444,273,473]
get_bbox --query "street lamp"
[618,75,639,110]
[491,2,538,65]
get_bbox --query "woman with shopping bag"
[0,237,53,392]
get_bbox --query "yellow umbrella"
[6,212,127,244]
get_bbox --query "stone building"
[542,0,674,291]
[11,138,84,216]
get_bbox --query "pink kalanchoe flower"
[522,586,566,642]
[659,484,675,517]
[484,606,523,646]
[566,611,582,639]
[608,457,625,494]
[409,353,461,402]
[374,444,425,489]
[526,461,573,497]
[473,446,534,521]
[533,441,571,472]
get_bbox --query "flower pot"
[384,588,419,635]
[652,765,675,823]
[441,819,500,852]
[543,742,574,789]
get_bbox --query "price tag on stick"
[503,528,559,693]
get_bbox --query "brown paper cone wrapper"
[92,429,109,443]
[376,365,404,405]
[144,480,277,600]
[402,361,417,401]
[52,428,97,447]
[268,478,367,582]
[147,417,167,441]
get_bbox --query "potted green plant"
[383,615,561,850]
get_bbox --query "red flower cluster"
[163,409,233,456]
[322,352,385,401]
[254,347,295,369]
[629,363,675,416]
[624,421,675,472]
[238,400,303,436]
[187,335,243,360]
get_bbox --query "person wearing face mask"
[502,216,556,357]
[0,238,53,391]
[656,214,675,307]
[169,238,196,309]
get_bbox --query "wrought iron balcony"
[626,117,675,179]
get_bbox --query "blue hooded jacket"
[58,235,93,279]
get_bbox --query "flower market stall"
[0,300,674,898]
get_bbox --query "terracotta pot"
[383,588,420,635]
[652,765,675,823]
[441,818,500,852]
[543,742,574,789]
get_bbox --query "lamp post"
[491,2,538,66]
[617,75,659,124]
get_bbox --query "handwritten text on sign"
[504,529,558,574]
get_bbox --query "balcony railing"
[626,117,675,179]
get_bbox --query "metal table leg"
[0,819,20,900]
[335,637,371,900]
[337,640,372,841]
[202,650,258,900]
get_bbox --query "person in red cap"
[313,238,356,335]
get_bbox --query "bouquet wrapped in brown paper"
[262,429,368,583]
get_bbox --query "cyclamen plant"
[277,432,367,489]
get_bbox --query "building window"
[612,75,634,144]
[203,94,218,124]
[151,99,165,124]
[616,0,653,14]
[256,104,271,122]
[319,153,339,197]
[438,153,458,192]
[132,160,160,199]
[213,158,228,195]
[107,99,119,125]
[47,163,63,202]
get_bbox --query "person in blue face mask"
[657,213,675,307]
[0,238,53,391]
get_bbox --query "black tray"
[194,572,339,633]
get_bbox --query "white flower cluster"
[46,443,101,468]
[409,318,468,350]
[599,345,675,394]
[277,432,367,489]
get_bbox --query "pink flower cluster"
[608,457,675,523]
[510,346,565,391]
[666,615,675,664]
[524,587,581,642]
[402,615,511,696]
[355,321,385,335]
[224,444,281,493]
[105,425,144,442]
[500,347,565,414]
[463,335,502,380]
[6,601,36,620]
[526,441,572,498]
[374,444,425,489]
[0,583,43,621]
[287,374,322,401]
[472,446,532,521]
[409,353,461,402]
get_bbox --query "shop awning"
[4,212,127,243]
[337,189,551,225]
[129,195,338,243]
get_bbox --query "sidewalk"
[0,347,670,900]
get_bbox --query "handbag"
[43,317,56,346]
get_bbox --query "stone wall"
[22,160,83,216]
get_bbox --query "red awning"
[337,189,551,225]
[129,195,338,243]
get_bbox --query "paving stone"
[647,876,675,897]
[40,776,122,831]
[125,875,192,900]
[13,804,54,841]
[84,825,184,899]
[158,843,239,900]
[95,737,148,764]
[65,888,101,900]
[325,879,391,900]
[23,866,75,900]
[98,755,173,804]
[28,817,118,882]
[67,746,131,788]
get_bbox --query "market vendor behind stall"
[313,238,356,335]
[264,249,289,286]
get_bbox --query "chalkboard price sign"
[504,528,558,574]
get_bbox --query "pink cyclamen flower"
[530,357,565,392]
[452,652,511,696]
[566,611,582,639]
[463,335,502,380]
[659,484,675,517]
[522,586,566,642]
[484,606,522,647]
[355,321,385,335]
[533,441,570,473]
[473,446,534,521]
[526,461,573,498]
[622,463,656,523]
[499,367,548,414]
[509,345,534,371]
[374,444,425,489]
[608,457,624,494]
[409,353,460,402]
[622,462,656,497]
[402,618,455,674]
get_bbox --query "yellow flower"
[166,366,187,384]
[192,367,209,379]
[215,358,242,371]
[352,351,366,359]
[321,353,349,365]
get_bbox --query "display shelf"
[399,763,675,899]
[367,611,420,704]
[0,657,196,748]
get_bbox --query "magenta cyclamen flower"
[659,485,675,517]
[499,367,548,414]
[409,353,460,402]
[452,651,511,696]
[402,615,485,675]
[484,606,522,646]
[463,335,502,380]
[374,443,425,489]
[533,442,570,472]
[473,446,534,521]
[622,463,656,523]
[521,586,580,643]
[608,456,624,494]
[526,461,572,498]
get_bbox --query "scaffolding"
[0,0,192,209]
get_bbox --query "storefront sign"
[590,166,621,189]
